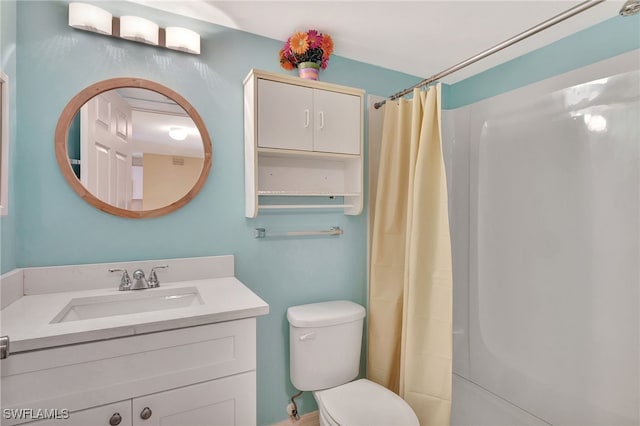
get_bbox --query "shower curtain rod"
[373,0,606,109]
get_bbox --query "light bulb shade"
[165,27,201,54]
[68,2,112,35]
[169,127,188,141]
[119,16,159,45]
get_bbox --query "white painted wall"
[444,51,640,426]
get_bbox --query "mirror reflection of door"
[81,90,133,209]
[69,88,204,211]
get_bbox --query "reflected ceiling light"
[68,2,112,35]
[169,127,188,141]
[165,27,201,55]
[68,3,200,55]
[119,16,159,46]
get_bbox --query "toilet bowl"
[287,300,419,426]
[313,379,419,426]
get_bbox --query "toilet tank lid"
[287,300,365,327]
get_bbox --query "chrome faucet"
[130,269,149,290]
[109,268,132,291]
[110,265,169,291]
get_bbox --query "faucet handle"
[109,268,132,291]
[148,265,168,288]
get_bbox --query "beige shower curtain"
[368,85,452,425]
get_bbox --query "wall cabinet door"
[257,79,313,151]
[256,79,361,155]
[312,89,361,154]
[131,372,255,426]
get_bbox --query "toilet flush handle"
[299,332,316,341]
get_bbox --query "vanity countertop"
[1,277,269,353]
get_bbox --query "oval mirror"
[55,78,212,218]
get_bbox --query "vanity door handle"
[140,407,152,420]
[318,111,325,129]
[109,412,122,426]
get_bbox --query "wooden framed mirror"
[55,78,212,218]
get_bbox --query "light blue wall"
[13,1,420,424]
[445,13,640,109]
[13,1,638,423]
[0,0,17,273]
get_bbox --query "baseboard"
[272,410,319,426]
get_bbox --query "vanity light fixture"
[119,16,159,46]
[68,2,112,35]
[168,127,188,141]
[165,27,201,55]
[68,3,201,55]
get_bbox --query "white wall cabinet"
[244,69,364,217]
[256,79,361,155]
[3,319,257,426]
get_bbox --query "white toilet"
[287,300,419,426]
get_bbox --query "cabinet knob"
[109,413,122,426]
[140,407,152,420]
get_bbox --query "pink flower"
[307,29,322,49]
[283,38,292,56]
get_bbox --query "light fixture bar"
[68,3,200,55]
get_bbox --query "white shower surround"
[444,50,639,425]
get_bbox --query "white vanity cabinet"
[2,319,257,426]
[244,69,364,217]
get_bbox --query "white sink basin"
[50,287,203,323]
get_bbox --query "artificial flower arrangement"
[279,29,334,72]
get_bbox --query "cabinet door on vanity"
[131,372,256,426]
[257,79,313,151]
[312,89,361,155]
[24,401,132,426]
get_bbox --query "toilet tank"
[287,300,366,391]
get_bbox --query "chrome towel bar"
[254,226,343,239]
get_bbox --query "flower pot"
[298,62,320,80]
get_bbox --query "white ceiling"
[116,88,203,157]
[131,0,626,85]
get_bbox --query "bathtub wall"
[443,50,639,425]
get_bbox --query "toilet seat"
[313,379,419,426]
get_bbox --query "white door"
[80,91,133,209]
[257,79,313,151]
[313,89,361,154]
[131,372,256,426]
